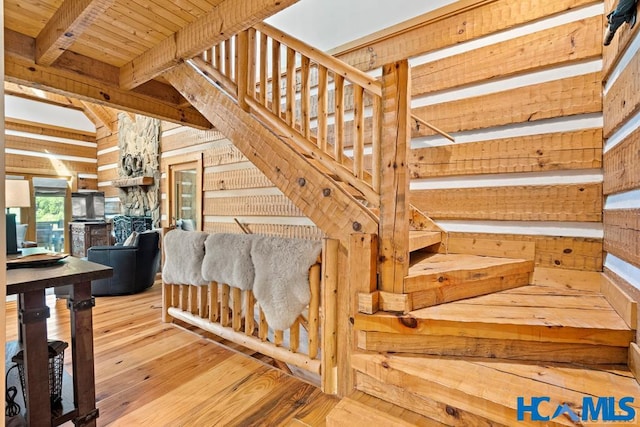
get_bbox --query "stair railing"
[192,23,383,209]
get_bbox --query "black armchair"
[87,230,161,296]
[55,230,160,298]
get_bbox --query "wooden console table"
[6,256,112,426]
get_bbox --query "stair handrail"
[196,25,384,209]
[253,22,382,97]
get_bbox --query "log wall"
[336,0,606,271]
[601,0,640,328]
[159,122,324,240]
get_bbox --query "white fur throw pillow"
[122,231,138,246]
[202,233,256,290]
[251,236,322,330]
[162,230,209,286]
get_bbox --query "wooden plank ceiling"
[4,0,299,128]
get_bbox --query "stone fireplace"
[113,113,161,228]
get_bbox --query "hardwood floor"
[4,282,339,426]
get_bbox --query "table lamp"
[6,180,31,254]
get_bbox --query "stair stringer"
[164,62,378,243]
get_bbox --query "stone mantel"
[112,176,154,188]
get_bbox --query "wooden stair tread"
[410,285,630,330]
[403,253,534,307]
[327,391,440,426]
[407,253,530,277]
[352,353,640,427]
[355,284,635,347]
[409,230,441,252]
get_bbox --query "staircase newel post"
[336,233,378,396]
[378,60,411,294]
[237,29,251,112]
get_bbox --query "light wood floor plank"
[4,282,339,426]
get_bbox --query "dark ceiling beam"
[119,0,300,90]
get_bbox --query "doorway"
[167,157,202,231]
[32,177,69,252]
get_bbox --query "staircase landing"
[345,271,639,426]
[356,280,633,364]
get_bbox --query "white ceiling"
[4,95,96,132]
[267,0,458,51]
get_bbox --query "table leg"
[19,289,52,427]
[68,281,99,426]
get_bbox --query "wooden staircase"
[157,22,640,425]
[336,273,640,426]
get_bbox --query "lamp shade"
[5,180,31,208]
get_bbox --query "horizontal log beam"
[5,29,211,129]
[35,0,115,66]
[120,0,299,90]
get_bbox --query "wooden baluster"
[232,287,242,331]
[198,285,207,318]
[179,285,188,311]
[224,38,232,81]
[371,94,382,193]
[209,282,219,322]
[300,56,311,139]
[286,47,296,127]
[334,74,345,163]
[245,291,255,335]
[233,35,239,84]
[353,85,365,179]
[213,44,221,71]
[271,39,281,117]
[307,263,320,359]
[221,283,230,327]
[171,284,179,310]
[289,318,300,353]
[274,330,283,347]
[237,30,249,110]
[247,28,257,101]
[259,33,268,106]
[317,65,328,151]
[259,307,268,341]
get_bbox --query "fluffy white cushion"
[202,233,256,290]
[251,236,322,330]
[162,230,209,286]
[122,231,138,246]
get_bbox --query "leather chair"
[88,230,160,296]
[55,230,160,297]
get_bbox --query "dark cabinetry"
[69,221,111,257]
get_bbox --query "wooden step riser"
[352,353,640,427]
[409,272,531,311]
[354,313,635,347]
[409,230,442,252]
[359,273,530,315]
[405,260,534,293]
[355,372,503,427]
[358,331,629,365]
